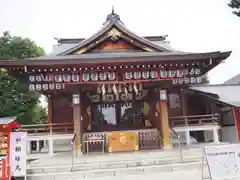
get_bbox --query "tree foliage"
[201,74,209,84]
[0,31,46,124]
[228,0,240,17]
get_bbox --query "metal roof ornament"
[106,6,120,22]
[112,6,115,15]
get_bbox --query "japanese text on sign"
[10,132,27,177]
[204,144,240,180]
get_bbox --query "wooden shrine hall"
[0,10,232,154]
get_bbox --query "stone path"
[27,167,210,180]
[30,148,203,167]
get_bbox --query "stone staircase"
[26,147,211,180]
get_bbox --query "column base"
[163,144,173,150]
[48,139,54,155]
[185,131,191,145]
[73,145,83,157]
[213,128,220,143]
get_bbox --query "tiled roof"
[223,74,240,84]
[0,116,17,125]
[189,84,240,107]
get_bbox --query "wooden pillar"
[159,89,171,149]
[180,89,190,144]
[233,108,240,141]
[72,93,82,156]
[48,95,53,134]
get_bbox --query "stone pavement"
[30,147,203,167]
[27,167,210,180]
[87,169,209,180]
[26,148,209,180]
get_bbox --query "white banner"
[10,132,27,177]
[204,144,240,180]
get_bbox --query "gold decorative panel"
[108,131,138,152]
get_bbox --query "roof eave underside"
[58,20,172,55]
[0,51,231,67]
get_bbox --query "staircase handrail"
[170,127,183,163]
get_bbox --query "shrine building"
[0,10,236,154]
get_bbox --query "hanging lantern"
[72,94,80,105]
[72,73,80,82]
[159,70,168,78]
[49,84,54,90]
[36,84,42,91]
[55,75,63,82]
[160,89,167,101]
[150,71,158,79]
[99,72,107,81]
[35,75,42,82]
[134,83,138,93]
[108,72,116,80]
[45,74,54,82]
[29,75,35,82]
[82,73,90,81]
[42,84,49,90]
[29,84,35,91]
[125,72,133,80]
[63,74,71,82]
[195,68,201,75]
[101,84,106,95]
[133,72,141,79]
[56,83,62,90]
[142,71,149,79]
[91,72,98,81]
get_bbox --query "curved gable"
[58,11,172,55]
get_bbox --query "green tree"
[0,31,46,124]
[228,0,240,17]
[201,74,209,84]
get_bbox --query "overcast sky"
[0,0,239,84]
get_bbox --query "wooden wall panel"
[187,94,206,115]
[88,39,142,53]
[52,93,73,125]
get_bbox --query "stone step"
[27,161,208,180]
[30,147,204,167]
[27,153,204,174]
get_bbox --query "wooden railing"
[169,114,220,127]
[16,123,74,135]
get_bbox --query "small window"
[221,110,235,126]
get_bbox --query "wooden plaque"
[108,131,139,153]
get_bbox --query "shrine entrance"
[90,96,146,132]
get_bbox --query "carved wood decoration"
[72,28,155,54]
[89,40,139,53]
